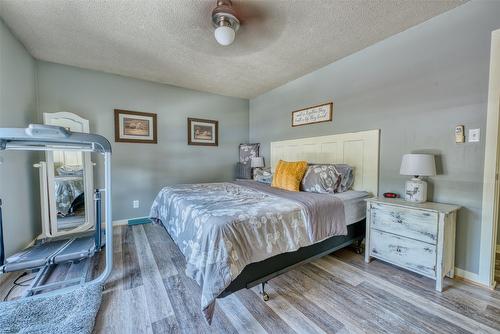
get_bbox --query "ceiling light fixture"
[212,0,240,46]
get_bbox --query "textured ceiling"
[0,0,464,98]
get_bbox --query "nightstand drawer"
[370,229,436,278]
[370,203,438,244]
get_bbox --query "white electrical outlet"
[133,200,139,209]
[468,128,480,142]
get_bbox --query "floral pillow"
[301,164,342,193]
[239,143,260,165]
[334,164,354,192]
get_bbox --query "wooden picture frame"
[187,118,218,146]
[291,102,333,127]
[114,109,157,144]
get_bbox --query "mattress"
[250,181,369,225]
[330,190,370,225]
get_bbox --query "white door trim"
[479,29,500,288]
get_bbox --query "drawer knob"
[390,212,403,224]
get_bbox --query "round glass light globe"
[214,26,235,46]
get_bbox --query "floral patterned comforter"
[149,181,346,323]
[55,176,84,216]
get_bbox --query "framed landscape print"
[114,109,157,144]
[188,118,218,146]
[291,102,333,127]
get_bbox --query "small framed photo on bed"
[114,109,157,144]
[187,118,218,146]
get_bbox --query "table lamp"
[400,154,436,203]
[251,157,265,179]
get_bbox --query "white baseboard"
[25,237,37,248]
[453,267,496,289]
[454,267,480,283]
[112,219,130,226]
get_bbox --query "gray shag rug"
[0,283,103,334]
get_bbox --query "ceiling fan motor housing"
[212,0,240,32]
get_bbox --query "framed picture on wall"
[114,109,157,144]
[291,102,333,127]
[188,118,218,146]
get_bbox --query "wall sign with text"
[291,102,333,127]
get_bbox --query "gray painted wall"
[36,61,249,221]
[249,1,500,274]
[0,19,39,256]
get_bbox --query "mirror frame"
[43,112,95,237]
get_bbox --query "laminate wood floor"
[2,224,500,334]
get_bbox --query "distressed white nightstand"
[365,197,460,292]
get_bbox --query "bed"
[54,176,84,216]
[150,129,380,323]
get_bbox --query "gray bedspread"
[237,180,347,241]
[149,181,346,323]
[55,176,84,216]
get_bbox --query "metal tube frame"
[0,199,4,266]
[1,151,112,299]
[94,189,102,251]
[94,152,113,285]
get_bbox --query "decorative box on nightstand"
[365,197,460,292]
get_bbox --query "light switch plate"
[469,128,480,142]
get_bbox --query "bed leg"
[261,282,269,301]
[353,239,363,255]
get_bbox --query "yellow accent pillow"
[271,160,309,192]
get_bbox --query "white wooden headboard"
[270,129,380,196]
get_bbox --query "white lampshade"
[251,156,265,168]
[214,26,235,46]
[400,154,436,177]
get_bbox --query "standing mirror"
[39,112,94,237]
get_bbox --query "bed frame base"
[219,219,365,299]
[261,282,269,301]
[255,236,356,302]
[246,238,357,291]
[353,238,363,254]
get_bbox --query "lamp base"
[405,177,427,203]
